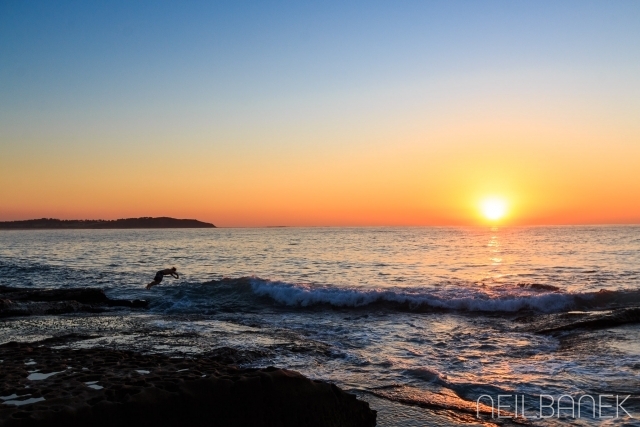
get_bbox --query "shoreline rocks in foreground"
[0,341,376,427]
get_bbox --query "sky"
[1,0,639,226]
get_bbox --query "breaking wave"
[150,276,640,315]
[248,278,572,312]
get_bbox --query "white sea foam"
[247,278,578,313]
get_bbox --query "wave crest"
[151,276,640,315]
[247,278,577,313]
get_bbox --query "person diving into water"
[146,267,179,289]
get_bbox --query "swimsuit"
[154,271,164,282]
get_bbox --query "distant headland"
[0,217,216,229]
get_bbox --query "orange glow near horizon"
[2,116,640,227]
[2,76,640,227]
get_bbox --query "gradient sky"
[1,1,639,226]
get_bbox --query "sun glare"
[481,198,507,221]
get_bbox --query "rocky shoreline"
[0,339,376,427]
[0,286,147,318]
[7,283,640,426]
[0,286,376,426]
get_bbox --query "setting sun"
[481,198,508,221]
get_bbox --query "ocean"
[1,226,639,426]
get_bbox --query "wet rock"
[516,283,560,292]
[0,286,147,318]
[0,299,99,317]
[519,307,640,334]
[575,289,640,310]
[205,347,270,365]
[0,341,376,427]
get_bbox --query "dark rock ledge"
[0,341,376,427]
[515,307,640,334]
[0,286,147,318]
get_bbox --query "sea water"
[1,226,639,426]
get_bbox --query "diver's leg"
[146,280,160,289]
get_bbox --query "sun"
[481,198,507,221]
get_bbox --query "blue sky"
[3,1,638,119]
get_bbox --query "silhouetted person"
[146,267,179,289]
